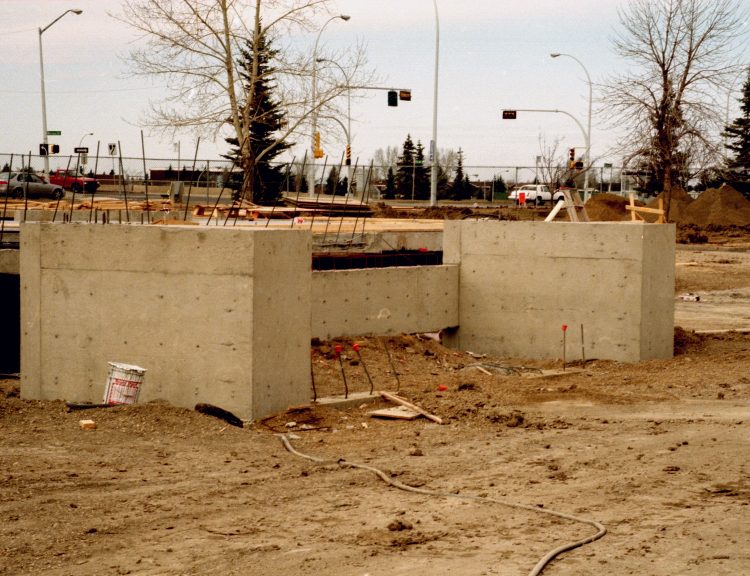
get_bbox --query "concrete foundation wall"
[311,265,458,339]
[443,221,675,362]
[20,223,311,420]
[0,249,19,275]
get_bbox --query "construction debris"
[379,391,443,424]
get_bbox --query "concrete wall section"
[0,249,19,275]
[311,265,458,339]
[443,221,675,363]
[20,224,311,420]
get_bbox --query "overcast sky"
[1,0,748,177]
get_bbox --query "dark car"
[0,172,65,200]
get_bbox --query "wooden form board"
[626,194,665,223]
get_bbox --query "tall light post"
[39,8,83,175]
[78,132,93,149]
[309,14,350,196]
[429,0,440,206]
[316,58,353,193]
[77,132,93,170]
[551,52,592,197]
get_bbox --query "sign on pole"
[502,110,517,120]
[47,130,62,136]
[108,143,117,156]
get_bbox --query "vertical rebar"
[0,153,13,245]
[140,130,151,223]
[580,323,586,367]
[310,349,318,403]
[117,141,129,222]
[383,337,400,393]
[182,137,200,221]
[335,344,348,399]
[353,343,374,395]
[291,152,307,228]
[335,157,359,244]
[308,155,328,231]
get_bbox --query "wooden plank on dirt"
[379,391,443,424]
[369,405,420,420]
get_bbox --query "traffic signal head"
[313,132,324,158]
[387,90,398,107]
[502,110,517,120]
[51,144,60,154]
[568,148,575,161]
[398,90,411,102]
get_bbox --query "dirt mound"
[584,193,638,221]
[683,184,750,227]
[650,186,693,223]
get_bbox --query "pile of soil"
[650,186,693,223]
[583,193,640,221]
[682,184,750,227]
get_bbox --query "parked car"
[508,184,553,205]
[48,169,99,193]
[0,172,65,200]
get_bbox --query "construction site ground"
[2,225,750,575]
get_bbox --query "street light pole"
[309,14,350,197]
[78,132,93,169]
[551,52,592,197]
[39,8,82,176]
[316,58,353,194]
[429,0,440,207]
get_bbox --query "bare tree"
[114,0,368,198]
[536,136,570,192]
[602,0,747,218]
[372,145,399,180]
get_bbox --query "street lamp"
[77,132,93,169]
[429,0,440,206]
[309,14,350,196]
[316,58,353,193]
[78,132,93,148]
[551,52,592,198]
[39,8,83,175]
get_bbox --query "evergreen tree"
[491,174,507,200]
[224,24,291,205]
[383,167,396,199]
[413,141,430,200]
[395,134,416,198]
[724,67,750,181]
[449,148,470,200]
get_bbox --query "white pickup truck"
[508,184,564,206]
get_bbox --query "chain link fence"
[1,152,631,201]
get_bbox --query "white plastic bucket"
[103,362,147,405]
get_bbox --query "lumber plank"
[379,391,443,424]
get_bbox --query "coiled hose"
[280,434,606,576]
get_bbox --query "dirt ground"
[2,230,750,576]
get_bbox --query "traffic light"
[387,90,398,107]
[51,144,60,154]
[568,148,576,169]
[502,110,517,120]
[399,90,411,102]
[313,132,324,158]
